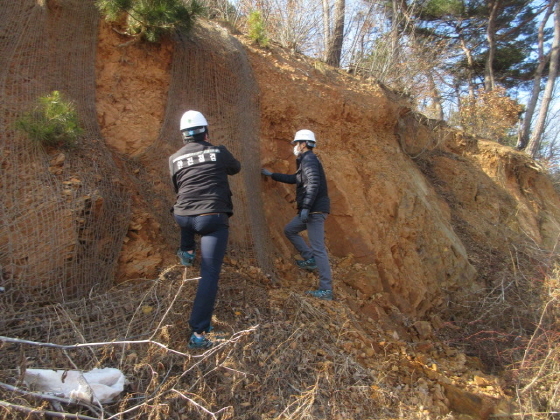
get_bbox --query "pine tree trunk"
[484,0,501,91]
[527,0,560,158]
[325,0,345,67]
[322,0,331,62]
[459,37,476,99]
[517,0,555,149]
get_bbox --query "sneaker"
[177,250,195,266]
[305,289,333,300]
[188,333,213,349]
[295,257,317,270]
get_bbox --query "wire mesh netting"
[0,0,131,306]
[0,2,285,416]
[0,0,280,400]
[0,1,274,312]
[131,19,275,283]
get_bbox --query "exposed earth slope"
[1,3,559,419]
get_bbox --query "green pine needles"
[248,11,268,47]
[422,0,464,18]
[95,0,204,43]
[15,91,83,149]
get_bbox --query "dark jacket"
[169,140,241,216]
[272,150,330,213]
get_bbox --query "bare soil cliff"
[95,19,560,319]
[91,20,560,418]
[1,8,559,419]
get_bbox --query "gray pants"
[284,213,332,291]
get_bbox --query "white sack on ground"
[23,367,125,404]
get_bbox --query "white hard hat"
[292,129,316,145]
[180,110,208,136]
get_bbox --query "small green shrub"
[95,0,204,43]
[15,91,83,149]
[247,10,268,47]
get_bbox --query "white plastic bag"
[23,367,126,404]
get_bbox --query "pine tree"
[95,0,203,43]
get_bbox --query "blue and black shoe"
[188,333,213,349]
[177,250,195,266]
[305,289,334,301]
[295,257,317,270]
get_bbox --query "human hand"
[300,209,309,223]
[261,168,273,176]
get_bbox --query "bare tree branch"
[0,400,99,420]
[0,382,102,416]
[0,336,190,357]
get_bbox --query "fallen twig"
[0,382,102,416]
[149,276,198,341]
[0,400,99,420]
[0,335,189,357]
[171,389,233,419]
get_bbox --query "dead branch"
[171,389,233,419]
[0,335,189,357]
[0,400,99,420]
[0,381,102,416]
[149,276,193,341]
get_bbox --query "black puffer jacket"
[169,140,241,216]
[272,150,330,213]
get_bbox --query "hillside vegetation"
[0,2,559,419]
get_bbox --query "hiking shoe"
[305,289,333,300]
[177,250,195,266]
[295,257,317,270]
[188,333,213,349]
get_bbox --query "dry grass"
[509,265,560,418]
[440,242,560,419]
[0,265,393,420]
[1,250,559,419]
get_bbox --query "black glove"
[261,168,273,176]
[300,209,309,223]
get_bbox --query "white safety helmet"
[180,110,208,138]
[292,129,316,147]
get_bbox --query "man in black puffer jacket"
[261,129,333,300]
[169,110,241,349]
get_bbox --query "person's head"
[180,110,209,143]
[291,129,316,156]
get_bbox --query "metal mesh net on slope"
[0,3,369,418]
[0,1,275,312]
[0,0,131,306]
[0,5,282,412]
[127,20,276,281]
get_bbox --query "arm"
[272,172,297,184]
[169,156,179,193]
[169,156,174,178]
[261,168,296,184]
[220,146,241,175]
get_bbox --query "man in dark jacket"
[261,129,333,300]
[169,110,241,348]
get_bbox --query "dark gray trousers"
[284,213,332,291]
